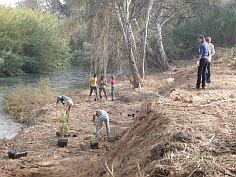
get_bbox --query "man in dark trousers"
[196,35,209,89]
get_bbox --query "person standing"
[111,75,116,101]
[99,75,107,100]
[56,95,73,117]
[89,74,98,100]
[206,37,215,83]
[93,110,110,138]
[196,35,209,89]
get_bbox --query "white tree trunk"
[140,0,154,78]
[124,0,141,88]
[156,7,170,71]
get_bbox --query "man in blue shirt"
[196,35,209,89]
[57,95,73,117]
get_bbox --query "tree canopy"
[0,5,71,76]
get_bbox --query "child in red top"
[111,75,116,101]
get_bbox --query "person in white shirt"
[206,37,215,83]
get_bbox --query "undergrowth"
[2,77,55,124]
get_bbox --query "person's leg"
[202,59,208,88]
[99,88,102,99]
[95,86,97,96]
[95,116,103,138]
[89,87,94,96]
[103,116,110,138]
[111,87,115,101]
[196,60,203,88]
[65,100,73,118]
[104,88,107,99]
[207,62,211,82]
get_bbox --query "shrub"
[2,77,55,124]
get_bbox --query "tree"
[115,0,143,88]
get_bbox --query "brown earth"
[1,47,236,177]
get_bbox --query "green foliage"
[164,5,236,60]
[2,77,55,123]
[0,6,71,76]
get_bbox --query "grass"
[2,77,55,124]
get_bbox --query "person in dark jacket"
[196,35,209,89]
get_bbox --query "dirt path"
[1,49,236,176]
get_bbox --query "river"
[0,66,90,141]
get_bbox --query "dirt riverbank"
[1,48,236,176]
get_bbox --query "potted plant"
[89,127,99,149]
[57,107,69,147]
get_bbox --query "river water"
[0,66,90,140]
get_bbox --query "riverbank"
[1,48,236,176]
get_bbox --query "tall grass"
[3,77,55,124]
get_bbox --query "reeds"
[2,77,55,124]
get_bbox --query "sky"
[0,0,21,7]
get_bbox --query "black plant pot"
[8,150,28,159]
[58,139,68,147]
[128,114,135,117]
[73,134,77,137]
[56,132,60,137]
[90,142,99,149]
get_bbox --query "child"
[111,75,116,101]
[99,75,107,99]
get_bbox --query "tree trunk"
[124,0,141,88]
[140,0,154,78]
[115,0,141,88]
[156,8,169,71]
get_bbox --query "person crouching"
[57,95,73,118]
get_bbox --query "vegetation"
[3,77,55,123]
[1,0,236,83]
[164,4,236,60]
[0,6,71,76]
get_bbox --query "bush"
[0,6,71,76]
[2,77,55,124]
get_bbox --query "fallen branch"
[201,98,236,107]
[105,154,114,177]
[136,162,142,177]
[186,154,233,161]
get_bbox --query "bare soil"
[1,48,236,177]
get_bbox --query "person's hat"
[198,35,205,42]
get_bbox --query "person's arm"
[198,44,203,61]
[104,79,107,85]
[211,44,215,56]
[89,78,91,88]
[93,112,96,126]
[57,96,61,104]
[96,79,98,86]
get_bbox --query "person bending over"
[57,95,73,117]
[93,110,110,138]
